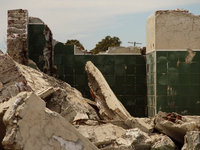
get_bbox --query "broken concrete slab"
[1,92,98,150]
[76,123,127,148]
[125,117,154,133]
[150,134,178,150]
[0,54,100,123]
[85,61,131,121]
[154,111,200,144]
[182,131,200,150]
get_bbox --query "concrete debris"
[7,9,28,65]
[1,52,200,150]
[150,134,178,150]
[1,92,98,150]
[85,61,131,121]
[125,117,154,133]
[182,131,200,150]
[154,111,200,144]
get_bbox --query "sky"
[1,0,200,53]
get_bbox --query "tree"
[65,39,85,50]
[91,36,122,54]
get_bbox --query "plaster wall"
[146,13,155,53]
[155,10,200,50]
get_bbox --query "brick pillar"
[7,9,28,65]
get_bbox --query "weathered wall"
[146,9,200,117]
[146,13,156,53]
[53,42,147,117]
[155,10,200,49]
[7,9,28,65]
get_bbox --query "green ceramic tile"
[136,85,146,95]
[57,65,64,75]
[157,63,167,73]
[63,45,74,55]
[157,73,168,85]
[178,63,190,73]
[190,85,200,95]
[115,86,125,95]
[64,65,74,75]
[95,65,104,74]
[94,55,105,65]
[168,62,177,68]
[75,76,85,86]
[126,76,135,85]
[157,56,168,63]
[178,74,190,84]
[63,55,74,65]
[136,65,146,75]
[126,65,135,75]
[84,55,94,63]
[156,51,167,60]
[136,56,145,64]
[168,73,178,85]
[168,67,179,74]
[115,76,125,85]
[149,63,155,74]
[74,55,85,65]
[157,96,168,109]
[54,43,65,55]
[103,55,114,65]
[64,76,74,85]
[146,54,152,64]
[149,85,155,95]
[148,106,155,118]
[115,55,126,64]
[157,85,168,95]
[168,51,178,62]
[178,85,190,96]
[125,86,135,95]
[178,51,189,62]
[190,74,200,84]
[104,64,114,75]
[75,65,85,75]
[115,65,126,75]
[136,96,146,106]
[105,76,115,86]
[191,63,200,73]
[176,96,190,106]
[126,55,136,65]
[136,75,146,85]
[135,106,146,117]
[58,75,64,81]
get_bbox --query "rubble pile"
[0,54,200,150]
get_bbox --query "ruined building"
[5,9,200,118]
[0,9,200,150]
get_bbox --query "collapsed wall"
[7,9,28,65]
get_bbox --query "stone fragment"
[154,111,200,144]
[182,131,200,150]
[1,92,98,150]
[85,61,131,121]
[125,117,154,133]
[150,134,178,150]
[76,123,127,148]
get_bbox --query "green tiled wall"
[146,51,156,117]
[147,50,200,117]
[53,43,147,117]
[28,25,147,117]
[28,24,46,71]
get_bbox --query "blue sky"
[1,0,200,53]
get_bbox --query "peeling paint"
[185,48,196,64]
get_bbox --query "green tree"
[91,36,122,54]
[65,39,85,50]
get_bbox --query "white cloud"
[0,0,200,52]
